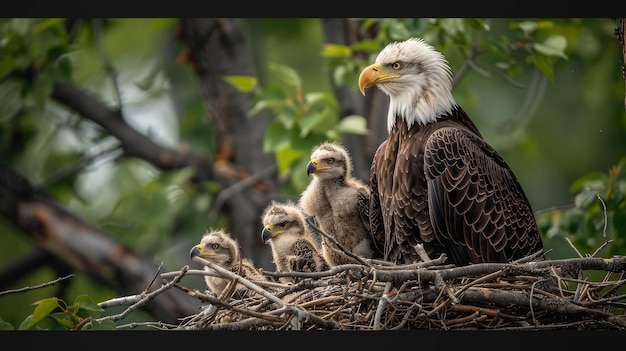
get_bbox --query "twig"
[99,295,144,309]
[413,243,432,263]
[591,194,613,257]
[207,165,277,221]
[0,274,74,297]
[89,265,189,326]
[373,281,392,330]
[192,256,284,307]
[305,215,372,267]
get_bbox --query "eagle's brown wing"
[368,142,387,260]
[424,126,544,265]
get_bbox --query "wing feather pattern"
[424,126,543,264]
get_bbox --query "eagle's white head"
[358,37,457,132]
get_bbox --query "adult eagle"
[358,37,544,266]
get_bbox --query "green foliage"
[102,162,203,252]
[537,158,626,259]
[322,18,569,90]
[15,294,114,330]
[0,18,73,119]
[229,62,369,192]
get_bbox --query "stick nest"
[167,250,626,331]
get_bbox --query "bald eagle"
[358,37,544,266]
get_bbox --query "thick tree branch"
[0,163,199,323]
[51,82,215,182]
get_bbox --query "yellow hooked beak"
[358,63,401,96]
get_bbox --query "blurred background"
[1,18,625,329]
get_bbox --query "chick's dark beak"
[190,245,201,259]
[261,226,272,243]
[306,160,317,176]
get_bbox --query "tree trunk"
[177,18,278,270]
[321,18,389,182]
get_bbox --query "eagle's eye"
[326,158,334,164]
[211,243,219,250]
[392,62,402,70]
[279,221,287,227]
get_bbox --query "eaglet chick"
[298,141,376,266]
[190,229,266,299]
[261,200,329,283]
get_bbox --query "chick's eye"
[392,62,402,70]
[211,244,219,250]
[279,222,287,227]
[326,158,334,164]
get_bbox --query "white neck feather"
[386,80,457,132]
[375,38,458,132]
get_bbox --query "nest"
[164,247,626,331]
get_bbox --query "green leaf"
[336,115,369,135]
[248,98,289,118]
[49,312,74,329]
[613,209,626,244]
[161,167,196,187]
[533,35,568,60]
[29,297,60,328]
[19,315,34,330]
[388,20,411,40]
[304,91,337,109]
[0,79,23,121]
[29,73,54,113]
[54,55,73,82]
[515,21,538,35]
[440,18,465,36]
[89,319,117,330]
[465,18,490,31]
[9,18,34,37]
[290,154,313,192]
[570,171,607,193]
[275,147,307,176]
[269,63,301,88]
[290,130,328,152]
[574,182,605,208]
[222,75,257,93]
[300,106,338,136]
[0,55,15,80]
[71,294,105,313]
[322,44,352,58]
[0,317,14,330]
[350,39,381,52]
[263,121,290,153]
[299,111,325,137]
[33,18,66,33]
